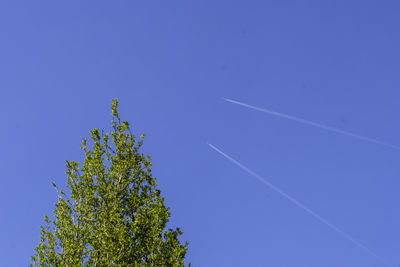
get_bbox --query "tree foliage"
[31,99,189,266]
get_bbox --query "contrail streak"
[208,143,391,266]
[223,97,400,150]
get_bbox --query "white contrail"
[207,142,391,266]
[223,97,400,150]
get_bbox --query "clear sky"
[1,1,400,266]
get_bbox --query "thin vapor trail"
[223,97,400,150]
[207,143,391,266]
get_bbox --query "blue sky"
[1,1,400,266]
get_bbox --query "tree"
[31,99,189,266]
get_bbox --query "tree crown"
[31,99,189,266]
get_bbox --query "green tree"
[31,99,189,266]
